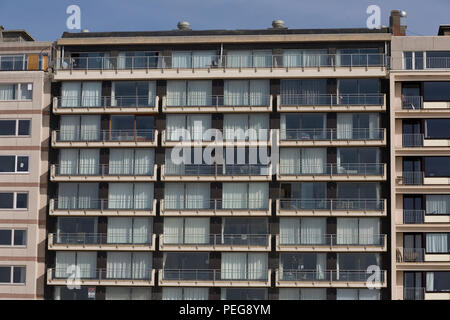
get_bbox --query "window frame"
[0,265,26,284]
[0,229,27,247]
[0,155,29,173]
[0,192,29,210]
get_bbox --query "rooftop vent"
[177,21,191,31]
[272,20,286,29]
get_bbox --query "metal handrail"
[162,198,270,210]
[52,164,155,176]
[278,198,385,211]
[161,268,269,281]
[279,269,386,282]
[402,134,424,147]
[403,287,425,300]
[161,234,270,246]
[278,234,385,246]
[403,248,425,262]
[401,171,424,185]
[50,267,152,280]
[279,163,385,176]
[279,93,385,106]
[50,233,152,245]
[54,129,155,142]
[56,95,156,108]
[51,198,154,210]
[56,53,389,71]
[164,163,271,176]
[401,96,423,110]
[403,210,425,224]
[165,94,271,107]
[281,128,385,141]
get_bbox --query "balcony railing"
[402,96,423,110]
[401,172,424,185]
[164,164,271,176]
[280,94,385,106]
[161,234,270,246]
[51,198,154,210]
[279,198,385,211]
[49,232,152,245]
[56,53,389,71]
[50,267,152,280]
[402,134,424,147]
[54,129,155,142]
[55,96,156,108]
[403,287,425,300]
[404,56,450,70]
[281,128,385,141]
[279,163,385,176]
[165,94,271,107]
[403,210,425,224]
[0,55,27,71]
[279,269,386,282]
[164,129,270,143]
[161,269,269,281]
[402,248,425,262]
[162,199,270,211]
[52,164,155,176]
[278,234,385,246]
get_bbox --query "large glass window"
[280,113,326,140]
[112,81,156,106]
[163,252,209,280]
[0,192,28,209]
[221,288,267,300]
[426,271,450,292]
[425,157,450,177]
[426,51,450,69]
[337,48,381,66]
[0,155,29,173]
[0,229,26,246]
[280,79,328,105]
[425,119,450,139]
[424,82,450,101]
[110,115,154,141]
[426,233,450,253]
[338,79,381,105]
[117,51,159,69]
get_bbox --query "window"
[166,80,212,106]
[221,288,267,300]
[110,115,154,141]
[0,156,29,173]
[426,271,450,292]
[112,81,156,106]
[224,80,270,106]
[280,79,328,105]
[0,83,32,101]
[60,82,102,107]
[424,82,450,101]
[403,51,424,70]
[0,266,26,284]
[424,119,450,139]
[173,51,218,68]
[426,51,450,69]
[338,79,381,104]
[162,287,208,300]
[0,192,28,209]
[425,157,450,177]
[426,233,450,253]
[280,113,326,140]
[227,50,272,68]
[0,229,26,246]
[117,51,159,69]
[0,55,27,71]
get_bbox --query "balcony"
[402,287,425,300]
[275,269,387,288]
[277,199,386,217]
[161,164,272,182]
[398,172,450,190]
[52,129,158,148]
[54,53,389,80]
[159,234,271,252]
[276,234,387,252]
[277,163,386,181]
[47,233,156,251]
[160,199,272,217]
[276,198,386,217]
[398,248,450,264]
[400,134,450,155]
[50,164,157,182]
[162,95,273,113]
[158,269,271,287]
[277,94,386,112]
[161,129,272,147]
[400,96,450,116]
[49,198,157,216]
[47,268,155,286]
[52,96,159,114]
[403,210,426,224]
[280,128,386,146]
[399,286,450,300]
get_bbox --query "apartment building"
[0,27,51,299]
[390,26,450,300]
[41,11,406,300]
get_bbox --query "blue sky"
[0,0,449,41]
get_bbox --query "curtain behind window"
[0,84,15,100]
[61,82,81,107]
[81,82,101,107]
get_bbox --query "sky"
[0,0,449,41]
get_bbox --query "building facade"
[0,27,51,299]
[390,28,450,300]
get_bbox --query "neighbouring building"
[0,26,51,299]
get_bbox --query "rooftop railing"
[56,53,389,71]
[281,128,385,141]
[278,198,385,211]
[279,163,385,176]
